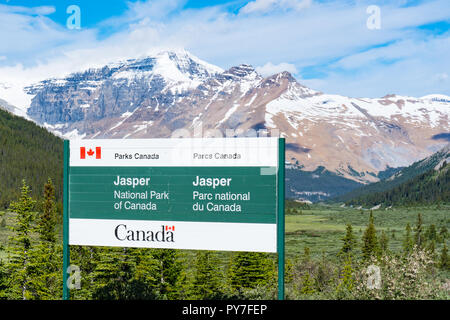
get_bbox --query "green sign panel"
[66,138,281,253]
[63,137,285,300]
[69,166,276,224]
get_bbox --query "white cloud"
[256,62,298,77]
[0,4,55,15]
[0,4,97,68]
[240,0,277,14]
[436,73,448,82]
[32,6,56,15]
[240,0,312,14]
[302,36,450,98]
[0,0,449,100]
[100,0,185,28]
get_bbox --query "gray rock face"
[26,51,220,126]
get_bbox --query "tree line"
[346,162,449,207]
[0,108,63,209]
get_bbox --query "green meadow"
[285,204,449,260]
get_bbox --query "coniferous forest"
[0,109,63,209]
[346,162,450,207]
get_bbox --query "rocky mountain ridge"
[1,50,449,190]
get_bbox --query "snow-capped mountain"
[25,50,223,130]
[1,50,449,189]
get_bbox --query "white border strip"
[69,218,277,253]
[69,138,279,167]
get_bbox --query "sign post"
[62,137,285,299]
[277,138,285,300]
[63,140,70,300]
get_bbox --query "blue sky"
[2,1,129,28]
[1,0,244,29]
[0,0,449,98]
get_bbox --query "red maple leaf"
[87,148,95,156]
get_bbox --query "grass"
[284,204,450,262]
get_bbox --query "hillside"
[344,158,449,207]
[336,145,450,203]
[286,166,363,201]
[287,163,411,202]
[0,108,63,208]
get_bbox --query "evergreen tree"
[69,246,99,300]
[299,272,315,295]
[414,213,425,248]
[39,178,57,243]
[229,252,271,291]
[90,247,126,299]
[0,247,7,299]
[339,224,356,258]
[427,240,436,257]
[303,247,311,263]
[315,251,331,292]
[191,251,222,299]
[361,212,379,261]
[132,248,160,299]
[32,178,61,299]
[379,230,389,254]
[336,255,354,296]
[77,247,177,300]
[285,258,294,285]
[91,247,158,300]
[425,224,437,242]
[6,180,36,299]
[403,223,414,254]
[439,243,449,270]
[152,249,182,299]
[439,226,448,243]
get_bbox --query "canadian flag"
[165,225,175,232]
[80,147,101,159]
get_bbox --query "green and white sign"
[67,138,282,253]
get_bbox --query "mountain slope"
[0,50,449,200]
[336,144,450,203]
[25,50,223,136]
[342,144,450,206]
[0,108,63,208]
[286,166,363,202]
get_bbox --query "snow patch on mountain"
[0,81,33,115]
